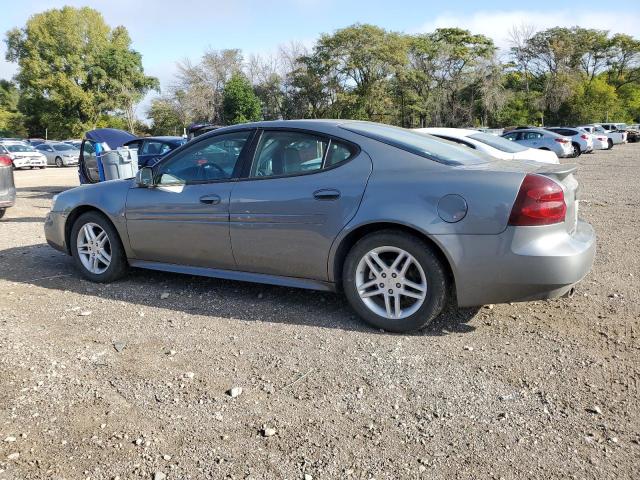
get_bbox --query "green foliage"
[222,73,262,124]
[5,6,158,138]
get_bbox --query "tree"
[0,80,26,136]
[222,73,262,124]
[5,6,157,137]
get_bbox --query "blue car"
[123,136,186,168]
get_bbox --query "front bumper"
[44,210,69,253]
[13,157,46,168]
[62,157,79,166]
[437,220,596,307]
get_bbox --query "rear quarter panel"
[327,143,525,281]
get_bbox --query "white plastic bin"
[101,147,138,181]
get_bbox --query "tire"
[607,139,613,150]
[342,230,449,333]
[70,211,128,283]
[0,208,5,219]
[55,157,63,167]
[571,142,581,157]
[39,166,46,169]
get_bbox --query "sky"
[1,0,639,119]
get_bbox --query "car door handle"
[199,194,221,205]
[313,189,341,201]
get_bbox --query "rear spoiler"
[533,163,577,181]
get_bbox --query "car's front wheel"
[343,231,448,332]
[55,157,63,167]
[70,211,128,283]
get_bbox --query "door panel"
[125,183,236,269]
[230,152,372,280]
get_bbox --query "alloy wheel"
[76,222,111,274]
[355,246,428,320]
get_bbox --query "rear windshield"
[341,123,488,165]
[468,132,528,153]
[4,144,35,152]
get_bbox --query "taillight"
[554,138,569,143]
[0,155,12,167]
[509,174,566,226]
[580,134,589,140]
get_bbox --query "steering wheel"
[203,163,227,179]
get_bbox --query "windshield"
[53,143,77,151]
[468,132,528,153]
[341,123,488,165]
[4,144,36,153]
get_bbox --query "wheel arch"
[330,221,456,293]
[64,205,121,255]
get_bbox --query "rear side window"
[341,122,487,166]
[250,131,356,177]
[524,132,542,140]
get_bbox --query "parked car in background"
[123,136,187,168]
[45,120,595,333]
[415,128,558,163]
[576,127,608,150]
[0,152,16,218]
[0,141,47,169]
[545,127,593,156]
[26,138,46,146]
[601,123,639,143]
[579,125,625,148]
[502,128,574,158]
[36,142,80,167]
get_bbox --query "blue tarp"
[85,128,136,150]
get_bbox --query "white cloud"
[415,10,640,53]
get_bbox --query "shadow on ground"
[0,243,479,336]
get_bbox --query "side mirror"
[136,166,155,187]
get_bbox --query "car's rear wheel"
[0,208,5,219]
[343,231,448,332]
[571,142,581,157]
[607,138,613,150]
[70,211,128,283]
[55,157,63,167]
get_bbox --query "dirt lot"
[0,146,639,480]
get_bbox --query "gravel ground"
[0,146,638,480]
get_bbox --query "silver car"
[36,142,80,167]
[44,120,596,332]
[502,128,574,158]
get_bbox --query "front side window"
[142,141,170,156]
[157,131,251,185]
[81,140,100,183]
[251,131,329,177]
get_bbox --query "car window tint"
[142,141,166,155]
[524,132,542,140]
[251,131,328,177]
[468,132,527,153]
[158,131,251,185]
[325,139,355,166]
[81,141,100,183]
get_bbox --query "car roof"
[0,140,29,145]
[414,127,479,138]
[128,136,185,143]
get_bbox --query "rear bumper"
[44,211,69,253]
[436,220,596,307]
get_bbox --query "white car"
[576,127,608,150]
[545,127,593,155]
[414,128,559,164]
[579,125,625,148]
[0,141,47,169]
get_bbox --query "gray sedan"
[36,142,80,167]
[44,120,596,332]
